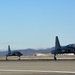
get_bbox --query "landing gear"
[54,54,57,60]
[6,56,21,60]
[74,53,75,59]
[18,56,21,60]
[6,55,8,60]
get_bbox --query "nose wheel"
[6,55,8,60]
[18,56,21,60]
[74,53,75,59]
[54,54,57,60]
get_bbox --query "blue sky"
[0,0,75,50]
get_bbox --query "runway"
[0,70,75,75]
[0,60,75,75]
[0,69,75,73]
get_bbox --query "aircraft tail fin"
[55,36,61,49]
[8,45,11,54]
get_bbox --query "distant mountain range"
[0,47,55,56]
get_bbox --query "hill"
[0,47,54,56]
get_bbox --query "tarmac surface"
[0,59,75,75]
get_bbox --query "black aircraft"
[51,36,75,60]
[6,45,22,60]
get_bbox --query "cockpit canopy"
[66,44,75,48]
